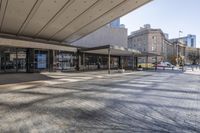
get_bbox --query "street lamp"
[177,31,183,66]
[179,30,183,38]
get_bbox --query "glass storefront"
[0,46,133,73]
[55,51,77,71]
[0,48,77,73]
[84,54,119,70]
[0,47,26,73]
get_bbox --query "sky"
[121,0,200,48]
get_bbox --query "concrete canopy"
[80,45,141,56]
[0,0,151,43]
[0,36,77,52]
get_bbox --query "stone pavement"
[0,70,200,133]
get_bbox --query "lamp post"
[176,44,179,66]
[177,31,183,66]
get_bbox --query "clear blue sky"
[121,0,200,48]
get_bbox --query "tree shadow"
[0,73,55,85]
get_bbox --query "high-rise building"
[110,19,121,28]
[170,34,196,48]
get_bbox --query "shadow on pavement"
[0,73,54,85]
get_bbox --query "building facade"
[170,34,196,48]
[72,19,128,48]
[128,25,200,65]
[0,36,139,74]
[128,25,167,63]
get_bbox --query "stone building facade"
[128,25,200,65]
[128,25,167,63]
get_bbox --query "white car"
[157,62,174,68]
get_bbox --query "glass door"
[16,48,27,72]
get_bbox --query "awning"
[0,0,151,43]
[137,52,161,57]
[80,45,141,56]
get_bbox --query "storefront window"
[85,54,119,70]
[35,50,48,71]
[55,51,77,71]
[0,47,27,73]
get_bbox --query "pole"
[146,55,148,70]
[132,54,134,71]
[177,44,179,66]
[155,56,158,71]
[83,52,85,71]
[108,48,111,74]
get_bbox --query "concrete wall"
[72,26,128,48]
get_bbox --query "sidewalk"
[184,69,200,75]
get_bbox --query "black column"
[76,51,81,71]
[118,56,121,69]
[135,57,138,70]
[26,48,35,73]
[48,50,54,72]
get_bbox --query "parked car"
[156,62,174,68]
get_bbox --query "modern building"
[0,0,152,73]
[72,18,128,48]
[109,19,121,28]
[71,18,135,70]
[170,34,196,48]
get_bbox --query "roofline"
[128,28,166,39]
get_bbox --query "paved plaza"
[0,70,200,133]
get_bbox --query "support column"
[26,48,35,73]
[135,57,138,70]
[48,50,54,72]
[155,56,158,71]
[16,48,18,72]
[83,52,85,71]
[119,56,123,69]
[108,48,111,74]
[118,56,121,69]
[145,56,148,70]
[177,45,179,66]
[77,53,81,71]
[132,54,135,71]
